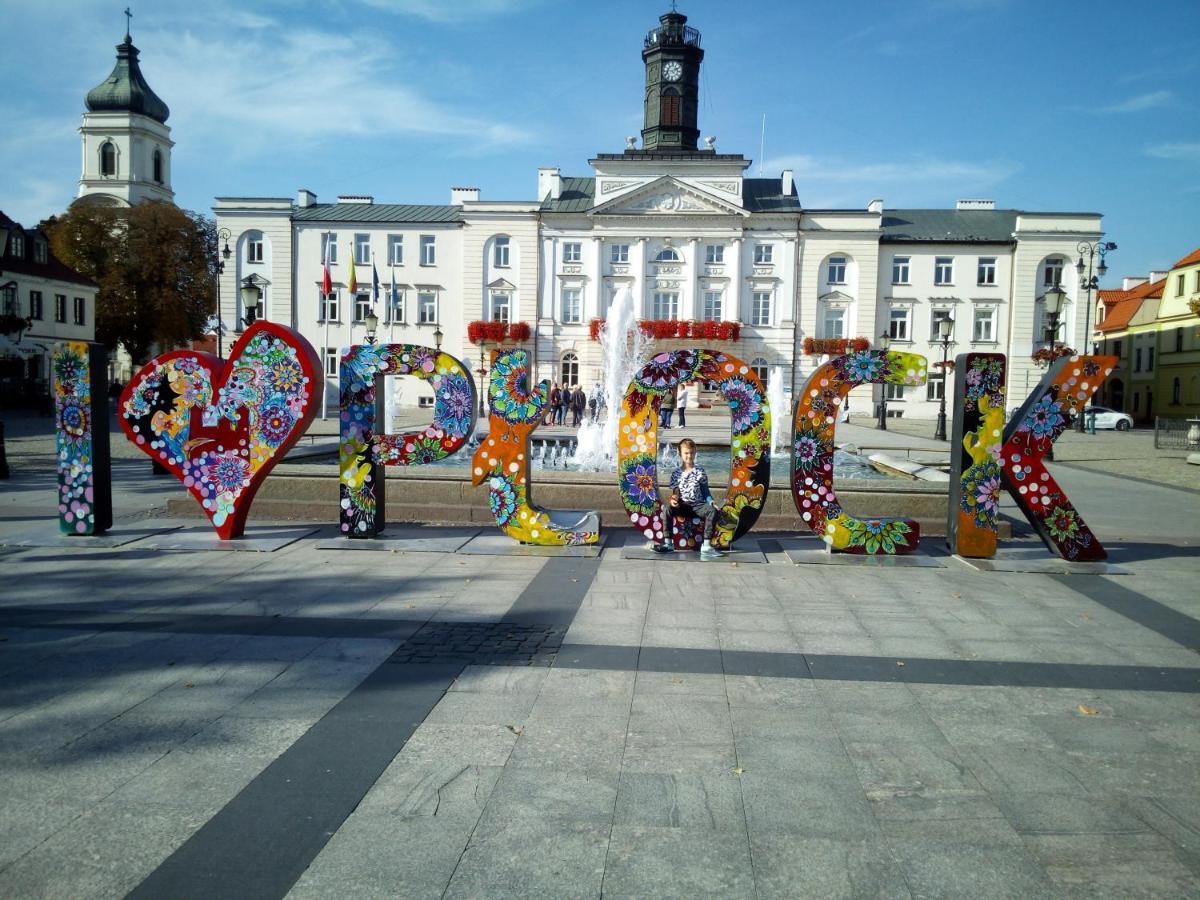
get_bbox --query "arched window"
[560,352,579,386]
[660,88,681,127]
[750,357,769,384]
[100,141,116,177]
[153,148,163,184]
[654,247,680,262]
[1172,377,1182,405]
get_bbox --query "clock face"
[663,61,683,82]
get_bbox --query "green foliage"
[48,200,216,365]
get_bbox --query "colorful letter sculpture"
[339,344,476,537]
[999,354,1116,561]
[617,349,771,549]
[947,353,1007,557]
[792,350,928,553]
[119,322,321,540]
[52,341,112,535]
[472,349,599,544]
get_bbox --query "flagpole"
[321,231,331,420]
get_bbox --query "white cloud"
[1097,91,1173,114]
[357,0,541,22]
[768,153,1016,194]
[1145,142,1200,163]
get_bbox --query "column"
[684,237,700,321]
[726,236,743,322]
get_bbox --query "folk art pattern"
[999,354,1116,561]
[339,344,476,536]
[617,349,771,549]
[471,349,599,545]
[52,341,112,535]
[119,322,321,540]
[947,353,1007,558]
[791,350,928,554]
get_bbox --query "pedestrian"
[547,382,560,426]
[677,382,690,428]
[571,384,586,427]
[652,438,723,560]
[589,382,603,422]
[660,384,676,429]
[555,382,569,425]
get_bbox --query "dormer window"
[100,141,116,177]
[33,240,48,264]
[654,247,680,262]
[9,233,24,258]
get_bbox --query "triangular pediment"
[488,278,517,291]
[819,290,853,303]
[590,176,747,217]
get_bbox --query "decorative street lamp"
[876,330,890,430]
[239,275,264,326]
[933,316,954,441]
[364,309,379,345]
[1075,239,1116,432]
[433,322,444,351]
[215,228,232,357]
[1043,283,1066,352]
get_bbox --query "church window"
[153,148,163,184]
[100,141,116,177]
[660,88,681,127]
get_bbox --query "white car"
[1084,405,1133,431]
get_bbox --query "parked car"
[1084,405,1133,431]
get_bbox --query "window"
[885,383,905,401]
[1,284,15,315]
[888,307,910,341]
[73,296,86,326]
[934,257,954,285]
[751,291,772,326]
[892,256,910,284]
[420,235,436,266]
[320,232,339,265]
[324,348,339,378]
[1178,273,1186,295]
[29,290,43,320]
[388,235,403,266]
[100,141,116,176]
[354,233,371,266]
[494,236,510,268]
[561,288,582,323]
[754,244,774,264]
[822,306,846,339]
[972,307,996,342]
[354,294,372,323]
[10,233,23,258]
[563,242,582,263]
[827,256,847,284]
[750,358,769,383]
[702,290,723,321]
[560,352,579,386]
[418,291,437,324]
[929,309,954,341]
[1113,340,1123,359]
[247,236,264,264]
[33,241,47,264]
[55,294,67,323]
[610,243,629,264]
[1043,258,1064,287]
[153,148,163,184]
[1195,270,1200,292]
[660,89,681,127]
[705,244,724,264]
[927,375,946,402]
[977,257,996,285]
[1148,347,1155,371]
[320,290,339,322]
[1176,328,1184,353]
[490,292,511,322]
[652,291,679,320]
[388,287,404,323]
[1134,348,1142,372]
[1173,377,1182,405]
[654,247,679,262]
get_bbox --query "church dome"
[85,34,169,124]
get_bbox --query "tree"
[48,200,216,365]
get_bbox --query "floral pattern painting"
[52,341,112,535]
[791,350,928,554]
[119,322,321,540]
[471,348,599,545]
[339,344,476,537]
[948,353,1007,558]
[617,349,771,550]
[999,354,1116,561]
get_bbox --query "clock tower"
[640,9,704,153]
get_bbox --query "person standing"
[556,382,569,425]
[547,382,560,426]
[589,382,603,422]
[571,384,586,427]
[677,382,690,428]
[660,384,676,429]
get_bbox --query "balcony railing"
[644,24,701,49]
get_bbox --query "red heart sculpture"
[118,322,322,539]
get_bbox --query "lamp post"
[1075,239,1116,432]
[477,340,488,418]
[876,330,890,430]
[364,310,379,345]
[239,275,263,326]
[215,228,232,357]
[433,322,444,352]
[1042,283,1066,355]
[933,316,953,441]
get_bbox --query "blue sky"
[2,0,1197,283]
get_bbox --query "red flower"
[508,322,531,342]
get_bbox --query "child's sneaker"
[699,542,725,560]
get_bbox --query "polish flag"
[322,236,332,297]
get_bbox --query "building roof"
[539,176,801,214]
[0,211,97,288]
[540,177,596,213]
[85,34,170,124]
[1095,277,1164,333]
[880,209,1019,243]
[1172,247,1200,269]
[291,203,462,224]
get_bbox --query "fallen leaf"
[732,766,745,776]
[1077,704,1099,716]
[506,725,524,736]
[896,661,906,667]
[571,578,578,583]
[670,676,683,684]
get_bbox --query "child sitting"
[653,438,724,560]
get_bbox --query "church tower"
[77,18,174,206]
[640,9,704,152]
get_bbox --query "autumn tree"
[48,200,216,365]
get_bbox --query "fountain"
[571,286,651,471]
[767,366,788,456]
